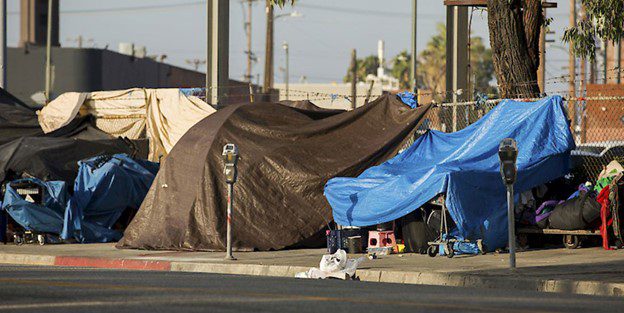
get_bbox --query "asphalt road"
[1,265,623,313]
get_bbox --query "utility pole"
[410,0,417,93]
[282,41,289,100]
[45,0,53,103]
[618,39,622,84]
[244,0,255,82]
[350,49,357,109]
[537,8,546,93]
[206,0,230,106]
[568,0,576,131]
[0,0,6,89]
[446,5,468,132]
[263,0,274,98]
[603,40,608,83]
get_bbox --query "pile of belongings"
[295,249,366,280]
[516,160,624,250]
[596,161,624,250]
[1,154,158,243]
[325,96,575,252]
[117,94,431,251]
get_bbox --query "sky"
[6,0,574,93]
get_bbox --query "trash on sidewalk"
[295,249,366,280]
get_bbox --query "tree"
[343,55,379,83]
[390,51,411,90]
[563,0,624,61]
[486,0,543,98]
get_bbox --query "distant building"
[7,45,258,106]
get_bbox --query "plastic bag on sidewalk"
[295,249,365,280]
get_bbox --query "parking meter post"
[222,143,239,261]
[498,138,518,270]
[507,184,515,269]
[226,182,235,260]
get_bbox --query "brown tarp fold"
[117,94,431,251]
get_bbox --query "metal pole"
[617,39,622,84]
[263,0,274,97]
[0,0,6,89]
[350,49,357,109]
[507,184,516,269]
[225,182,235,260]
[206,0,230,106]
[538,13,546,93]
[568,0,577,135]
[452,6,458,132]
[603,40,608,83]
[45,0,53,103]
[410,0,417,92]
[245,0,252,82]
[284,42,289,100]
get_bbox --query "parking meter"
[498,138,518,270]
[222,144,239,183]
[498,138,518,185]
[222,143,238,260]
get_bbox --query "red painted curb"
[54,256,172,271]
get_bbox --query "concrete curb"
[1,252,623,297]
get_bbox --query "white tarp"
[37,88,216,161]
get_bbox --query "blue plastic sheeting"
[325,96,574,250]
[1,178,67,234]
[396,92,418,109]
[62,154,159,243]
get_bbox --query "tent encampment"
[325,96,575,250]
[37,88,216,161]
[117,94,431,251]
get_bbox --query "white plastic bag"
[295,249,365,280]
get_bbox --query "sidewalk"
[1,243,624,297]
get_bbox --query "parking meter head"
[498,138,518,185]
[222,144,239,183]
[222,144,239,165]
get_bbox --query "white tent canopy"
[38,88,216,161]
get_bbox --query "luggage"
[548,190,601,230]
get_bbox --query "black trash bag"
[548,191,601,230]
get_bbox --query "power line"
[296,3,443,20]
[8,1,205,15]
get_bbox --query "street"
[0,265,622,313]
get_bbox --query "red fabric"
[597,186,613,250]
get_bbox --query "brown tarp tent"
[117,94,431,251]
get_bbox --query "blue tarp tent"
[1,154,158,243]
[62,154,159,242]
[324,96,575,250]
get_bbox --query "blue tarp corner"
[324,96,575,250]
[397,92,418,109]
